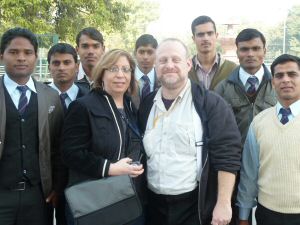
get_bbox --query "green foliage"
[104,0,159,52]
[267,4,300,59]
[0,0,133,47]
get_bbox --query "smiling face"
[272,61,300,107]
[155,40,192,91]
[0,37,37,83]
[102,56,132,98]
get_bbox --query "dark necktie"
[17,85,29,115]
[246,76,258,95]
[279,107,291,125]
[60,93,68,114]
[141,75,150,100]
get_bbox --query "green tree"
[104,0,159,52]
[0,0,132,45]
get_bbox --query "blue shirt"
[237,99,300,220]
[3,74,37,109]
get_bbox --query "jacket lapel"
[0,77,6,158]
[35,81,48,139]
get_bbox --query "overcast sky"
[147,0,299,38]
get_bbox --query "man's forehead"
[78,35,102,45]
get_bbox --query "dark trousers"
[48,195,67,225]
[256,203,300,225]
[146,188,200,225]
[0,184,48,225]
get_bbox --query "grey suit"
[0,76,64,197]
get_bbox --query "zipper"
[104,95,122,160]
[198,152,208,225]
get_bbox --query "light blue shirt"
[3,74,37,109]
[237,99,300,220]
[135,66,155,95]
[49,82,79,108]
[239,66,264,91]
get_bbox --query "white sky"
[147,0,300,39]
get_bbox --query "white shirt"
[135,67,156,95]
[4,74,37,109]
[239,66,264,91]
[77,63,93,84]
[49,82,79,108]
[143,80,201,195]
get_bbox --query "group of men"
[0,14,299,225]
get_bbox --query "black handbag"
[65,175,142,225]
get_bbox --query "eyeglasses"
[107,66,132,74]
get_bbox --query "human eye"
[121,67,132,73]
[239,47,249,52]
[274,73,284,79]
[196,32,205,38]
[81,44,88,49]
[93,44,101,49]
[51,61,60,66]
[25,50,34,55]
[108,66,119,73]
[207,31,215,36]
[252,46,262,51]
[173,57,181,63]
[159,57,167,64]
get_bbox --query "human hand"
[211,201,232,225]
[46,190,59,208]
[108,157,144,177]
[238,220,249,225]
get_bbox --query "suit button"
[21,119,25,122]
[22,145,26,149]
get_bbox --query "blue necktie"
[141,75,150,100]
[279,107,291,125]
[60,93,68,114]
[246,76,258,95]
[17,85,29,115]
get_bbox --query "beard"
[159,73,187,90]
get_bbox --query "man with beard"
[75,27,105,89]
[189,15,237,90]
[138,38,241,225]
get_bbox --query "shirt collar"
[154,79,191,103]
[239,66,264,86]
[49,82,79,102]
[78,63,93,84]
[135,66,155,84]
[194,53,219,70]
[4,73,37,95]
[276,99,300,118]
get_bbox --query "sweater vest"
[0,87,40,189]
[252,107,300,213]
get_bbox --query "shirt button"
[23,169,27,174]
[21,119,25,122]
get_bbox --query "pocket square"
[48,105,55,113]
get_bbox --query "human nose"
[17,52,26,61]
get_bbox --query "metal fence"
[0,60,51,82]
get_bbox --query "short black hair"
[270,54,300,76]
[135,34,158,51]
[235,28,266,47]
[76,27,104,46]
[47,43,78,64]
[0,27,38,54]
[191,15,216,35]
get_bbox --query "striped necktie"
[141,75,150,100]
[60,93,68,114]
[246,76,258,95]
[279,107,291,124]
[17,85,29,115]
